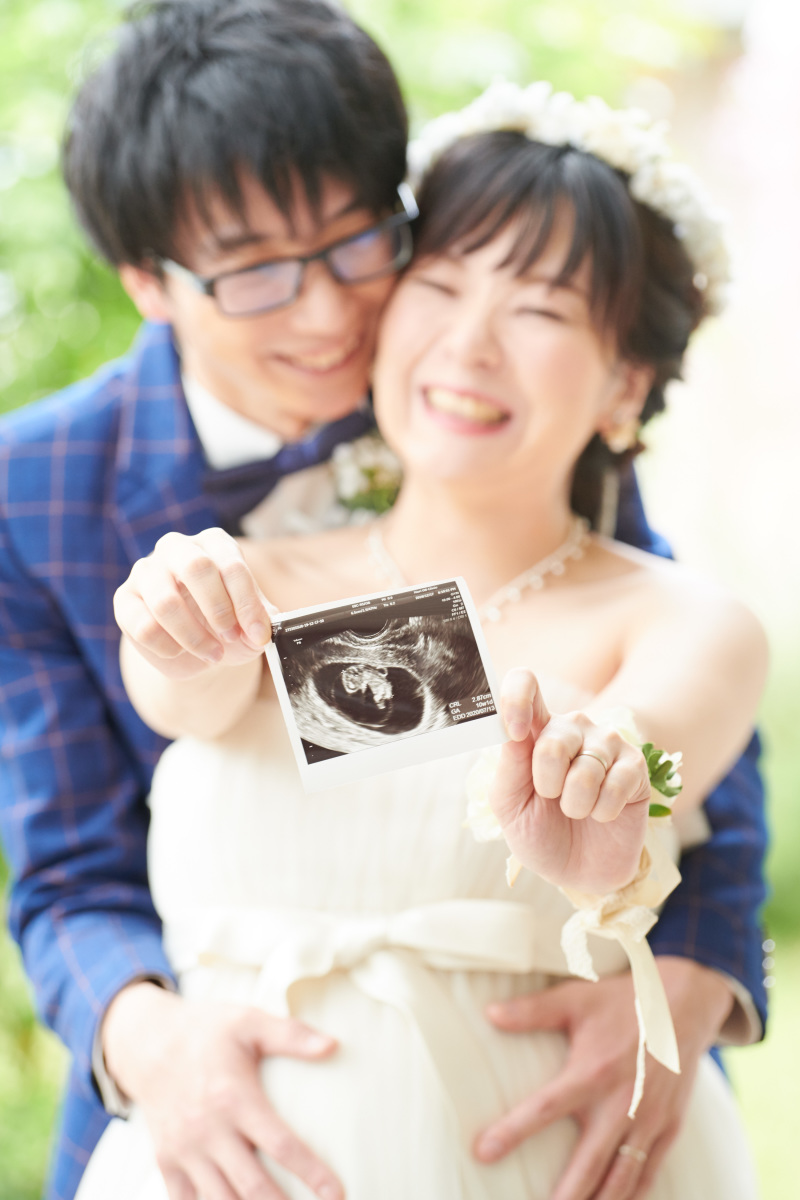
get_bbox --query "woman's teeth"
[425,387,507,425]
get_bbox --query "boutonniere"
[331,433,403,515]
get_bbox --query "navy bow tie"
[202,407,376,534]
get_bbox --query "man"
[0,2,768,1199]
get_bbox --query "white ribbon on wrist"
[559,823,682,1117]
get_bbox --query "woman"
[81,84,766,1200]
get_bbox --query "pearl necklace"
[366,514,591,622]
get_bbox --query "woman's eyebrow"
[516,272,587,296]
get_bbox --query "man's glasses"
[158,184,419,318]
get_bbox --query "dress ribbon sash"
[166,889,677,1193]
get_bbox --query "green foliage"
[347,0,726,127]
[0,0,140,418]
[0,859,67,1199]
[757,659,800,940]
[340,482,401,516]
[642,741,683,800]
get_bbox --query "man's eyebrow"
[199,229,272,255]
[197,196,371,257]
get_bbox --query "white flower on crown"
[408,80,730,315]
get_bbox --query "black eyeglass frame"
[157,183,419,318]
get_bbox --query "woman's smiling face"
[372,212,648,499]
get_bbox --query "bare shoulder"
[237,523,377,611]
[590,534,768,657]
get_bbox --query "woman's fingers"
[499,668,550,741]
[592,754,651,824]
[113,585,190,661]
[127,551,225,662]
[527,712,648,821]
[115,528,272,665]
[531,716,584,798]
[193,528,272,647]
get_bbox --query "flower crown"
[407,80,730,314]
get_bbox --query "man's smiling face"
[126,172,399,441]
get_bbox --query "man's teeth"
[425,387,506,424]
[287,337,360,371]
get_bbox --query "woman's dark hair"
[412,131,708,528]
[63,0,408,266]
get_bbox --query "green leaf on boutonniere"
[648,803,673,818]
[340,482,400,515]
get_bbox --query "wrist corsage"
[465,712,684,1117]
[464,709,683,886]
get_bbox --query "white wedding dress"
[76,678,760,1200]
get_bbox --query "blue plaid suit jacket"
[0,322,768,1200]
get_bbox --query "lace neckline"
[366,514,591,622]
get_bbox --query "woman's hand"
[491,669,651,894]
[114,528,273,680]
[102,982,344,1200]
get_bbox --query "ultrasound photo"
[265,579,505,791]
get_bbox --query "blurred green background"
[1,0,797,1197]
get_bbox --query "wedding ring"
[575,750,609,772]
[618,1143,648,1164]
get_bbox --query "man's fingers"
[241,1103,344,1200]
[628,1128,677,1200]
[160,1165,197,1200]
[548,1106,633,1200]
[243,1011,337,1061]
[185,1156,240,1200]
[486,985,573,1033]
[474,1072,585,1163]
[213,1132,286,1200]
[500,668,550,741]
[590,1140,651,1200]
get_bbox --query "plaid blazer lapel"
[112,323,219,563]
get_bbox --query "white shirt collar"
[182,374,284,469]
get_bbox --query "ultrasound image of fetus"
[280,615,490,756]
[316,663,424,733]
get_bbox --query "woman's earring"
[603,417,640,455]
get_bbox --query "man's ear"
[596,360,655,442]
[119,263,174,323]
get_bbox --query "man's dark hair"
[412,131,707,527]
[63,0,408,266]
